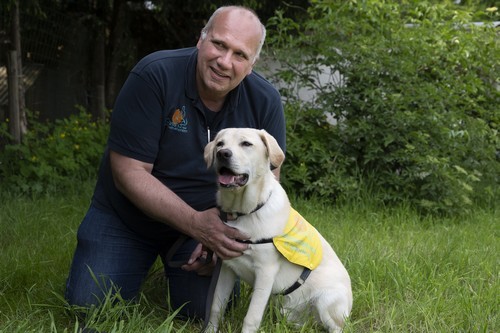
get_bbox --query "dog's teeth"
[235,175,248,185]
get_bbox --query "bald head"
[201,6,266,63]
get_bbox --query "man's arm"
[109,150,248,260]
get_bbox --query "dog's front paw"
[203,324,218,333]
[241,321,260,333]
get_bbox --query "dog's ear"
[204,140,216,168]
[259,129,285,169]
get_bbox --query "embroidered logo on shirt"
[273,208,323,270]
[167,106,188,133]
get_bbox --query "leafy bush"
[266,1,499,214]
[0,107,109,194]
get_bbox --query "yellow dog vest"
[273,208,323,270]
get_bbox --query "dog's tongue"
[219,174,237,185]
[218,170,248,186]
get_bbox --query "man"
[65,5,286,320]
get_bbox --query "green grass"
[0,182,497,332]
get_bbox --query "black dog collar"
[218,191,273,220]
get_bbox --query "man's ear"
[259,129,285,169]
[245,66,254,77]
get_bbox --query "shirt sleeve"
[247,71,287,155]
[108,71,164,164]
[264,98,286,153]
[262,89,287,155]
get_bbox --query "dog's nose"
[217,148,232,160]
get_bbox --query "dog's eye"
[241,141,253,147]
[216,141,224,147]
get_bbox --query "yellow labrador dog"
[204,128,352,333]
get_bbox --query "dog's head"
[204,128,285,189]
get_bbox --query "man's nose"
[217,51,232,68]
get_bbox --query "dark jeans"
[65,203,213,319]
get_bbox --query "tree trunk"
[7,51,20,144]
[106,0,128,109]
[11,0,27,137]
[91,23,107,122]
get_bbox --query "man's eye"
[213,41,224,49]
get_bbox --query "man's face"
[196,10,261,99]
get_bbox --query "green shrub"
[266,1,499,214]
[0,107,109,194]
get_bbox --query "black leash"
[201,257,222,332]
[164,235,190,268]
[164,233,224,332]
[164,234,221,332]
[217,191,273,220]
[165,236,214,268]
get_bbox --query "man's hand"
[190,207,249,260]
[181,243,217,276]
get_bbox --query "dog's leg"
[241,268,278,333]
[207,265,237,332]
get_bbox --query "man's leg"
[162,238,241,321]
[65,204,158,307]
[162,238,212,319]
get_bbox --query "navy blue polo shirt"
[92,47,286,239]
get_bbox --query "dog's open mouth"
[218,167,249,187]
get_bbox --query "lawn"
[0,181,497,332]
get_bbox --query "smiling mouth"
[218,167,248,188]
[211,66,229,80]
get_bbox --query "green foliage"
[279,100,362,200]
[267,1,499,214]
[0,107,109,194]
